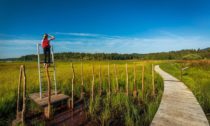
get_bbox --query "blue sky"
[0,0,210,58]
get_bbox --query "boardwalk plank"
[151,65,209,126]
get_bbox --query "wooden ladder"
[37,43,57,99]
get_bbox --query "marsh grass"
[0,61,163,125]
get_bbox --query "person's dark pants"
[43,46,51,63]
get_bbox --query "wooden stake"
[142,65,145,99]
[15,65,27,124]
[180,63,183,81]
[45,64,51,119]
[108,63,111,96]
[91,64,95,100]
[126,63,129,96]
[133,63,137,97]
[16,65,26,125]
[22,65,26,123]
[80,63,84,99]
[152,64,155,96]
[16,65,22,119]
[114,64,119,92]
[71,63,75,109]
[99,64,102,96]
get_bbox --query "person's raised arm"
[48,34,55,41]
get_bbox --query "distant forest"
[2,48,210,61]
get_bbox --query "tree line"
[2,48,210,61]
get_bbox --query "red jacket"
[42,38,50,48]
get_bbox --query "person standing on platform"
[42,33,55,66]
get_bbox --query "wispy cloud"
[54,32,122,39]
[0,39,38,45]
[0,33,23,39]
[0,31,210,58]
[53,32,210,54]
[54,32,103,37]
[0,39,38,58]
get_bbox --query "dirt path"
[151,65,209,126]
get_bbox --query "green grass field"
[0,61,163,126]
[160,60,210,122]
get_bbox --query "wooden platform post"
[142,65,145,99]
[126,63,129,96]
[133,63,137,97]
[45,64,51,119]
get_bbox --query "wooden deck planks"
[151,65,209,126]
[29,92,69,107]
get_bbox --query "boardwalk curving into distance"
[151,65,209,126]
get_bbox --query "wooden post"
[108,63,111,96]
[133,63,137,97]
[14,65,27,125]
[126,63,129,96]
[91,64,95,100]
[71,63,75,109]
[45,64,51,119]
[16,65,22,119]
[180,63,183,81]
[99,64,102,96]
[142,65,145,99]
[22,65,26,122]
[80,63,84,99]
[152,64,155,96]
[114,64,119,92]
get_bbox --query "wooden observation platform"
[12,44,78,126]
[30,44,71,118]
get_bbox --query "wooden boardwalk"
[151,65,209,126]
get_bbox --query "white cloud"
[54,32,122,39]
[54,32,103,37]
[0,39,38,45]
